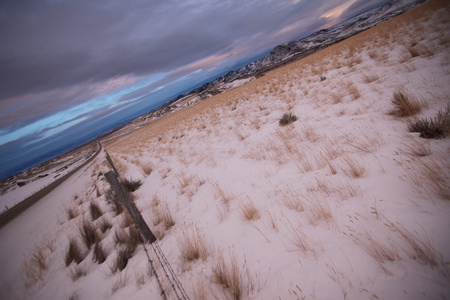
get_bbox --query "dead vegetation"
[388,90,422,117]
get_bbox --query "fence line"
[104,151,189,300]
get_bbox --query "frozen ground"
[0,1,449,299]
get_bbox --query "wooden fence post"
[104,171,156,243]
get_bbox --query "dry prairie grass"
[352,231,400,274]
[282,212,315,255]
[362,73,379,83]
[239,198,260,222]
[339,155,366,178]
[69,264,89,281]
[89,201,103,221]
[21,244,49,289]
[212,250,253,300]
[388,90,422,117]
[151,200,175,230]
[177,225,210,264]
[304,196,334,227]
[400,154,450,200]
[111,271,130,293]
[79,219,99,249]
[65,238,84,266]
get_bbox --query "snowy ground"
[0,143,97,214]
[1,1,449,299]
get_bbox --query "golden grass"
[212,250,253,300]
[177,225,210,263]
[239,198,261,222]
[21,244,48,289]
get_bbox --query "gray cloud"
[0,0,388,131]
[340,0,391,20]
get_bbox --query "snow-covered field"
[0,143,97,214]
[1,1,449,299]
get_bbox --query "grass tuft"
[239,199,260,222]
[389,90,422,117]
[79,219,99,249]
[177,225,209,263]
[89,201,103,221]
[121,178,142,193]
[93,242,107,264]
[105,188,124,215]
[65,239,84,266]
[279,113,298,126]
[212,252,243,300]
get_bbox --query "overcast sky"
[0,0,390,177]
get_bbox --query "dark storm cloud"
[340,0,391,20]
[0,0,345,100]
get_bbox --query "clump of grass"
[177,226,209,263]
[388,90,421,117]
[340,156,366,178]
[105,188,123,215]
[112,226,140,272]
[79,219,99,249]
[65,239,84,266]
[98,217,112,233]
[407,107,450,139]
[212,251,250,300]
[21,244,48,289]
[279,113,298,126]
[239,199,260,222]
[69,265,89,281]
[93,242,107,264]
[66,206,78,221]
[89,201,103,221]
[152,201,175,230]
[121,178,142,193]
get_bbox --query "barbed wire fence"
[104,150,189,300]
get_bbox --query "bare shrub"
[388,90,422,117]
[79,219,99,249]
[65,239,84,266]
[279,113,298,126]
[239,199,260,222]
[407,107,450,139]
[89,201,103,221]
[177,225,209,263]
[93,242,107,264]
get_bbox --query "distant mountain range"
[167,0,426,103]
